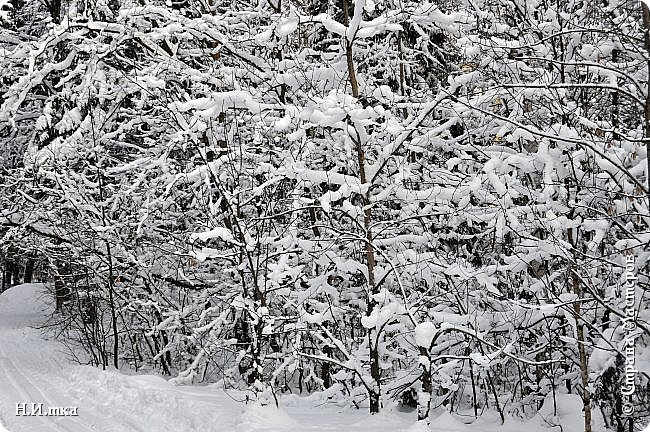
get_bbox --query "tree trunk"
[322,344,332,389]
[3,260,13,290]
[417,346,432,423]
[568,226,592,432]
[341,0,381,414]
[11,260,21,285]
[54,261,71,311]
[23,256,34,283]
[97,169,119,369]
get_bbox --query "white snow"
[414,322,436,348]
[275,18,299,37]
[190,227,241,245]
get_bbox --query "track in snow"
[0,284,239,432]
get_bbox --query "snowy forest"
[0,0,649,431]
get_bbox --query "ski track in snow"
[0,284,236,432]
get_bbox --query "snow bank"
[237,404,300,431]
[535,394,607,432]
[64,366,241,431]
[0,283,52,327]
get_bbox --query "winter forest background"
[0,0,649,430]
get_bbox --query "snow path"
[0,284,242,432]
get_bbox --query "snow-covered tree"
[1,0,648,429]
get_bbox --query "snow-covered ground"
[0,284,625,432]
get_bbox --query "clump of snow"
[373,85,394,103]
[275,18,298,37]
[274,115,292,131]
[190,227,241,245]
[414,321,436,348]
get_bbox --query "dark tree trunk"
[4,260,15,289]
[46,0,61,23]
[11,261,21,286]
[322,345,332,389]
[417,346,432,422]
[54,261,71,311]
[341,0,380,414]
[23,256,35,283]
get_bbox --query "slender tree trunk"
[97,169,119,369]
[468,344,478,418]
[417,346,432,423]
[568,226,592,432]
[322,344,332,389]
[3,260,13,290]
[341,0,381,414]
[54,261,71,311]
[11,260,21,285]
[23,256,35,283]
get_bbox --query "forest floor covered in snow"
[0,284,622,432]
